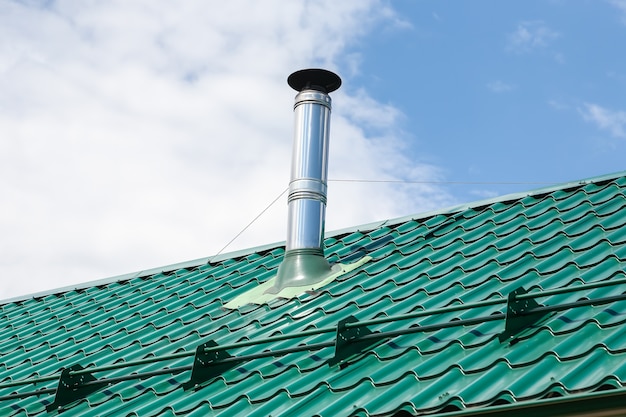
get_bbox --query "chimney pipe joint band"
[294,91,332,111]
[288,178,328,204]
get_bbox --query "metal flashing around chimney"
[224,69,370,309]
[223,256,370,309]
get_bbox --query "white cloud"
[610,0,626,9]
[608,0,626,23]
[548,99,569,111]
[553,52,566,64]
[486,80,516,93]
[607,70,626,83]
[580,103,626,138]
[506,21,560,53]
[0,1,453,299]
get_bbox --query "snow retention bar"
[3,281,626,408]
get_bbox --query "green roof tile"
[4,172,626,416]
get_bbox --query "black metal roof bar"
[2,366,195,405]
[71,351,195,377]
[81,365,192,387]
[198,340,335,365]
[0,374,58,389]
[198,327,336,355]
[516,277,626,300]
[360,313,506,342]
[0,388,56,402]
[348,298,507,328]
[532,293,626,314]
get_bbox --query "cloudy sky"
[1,1,625,300]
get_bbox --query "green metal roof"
[2,171,626,416]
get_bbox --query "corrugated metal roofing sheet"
[2,172,626,416]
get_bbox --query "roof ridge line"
[329,170,626,237]
[3,170,624,306]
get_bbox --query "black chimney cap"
[288,69,342,93]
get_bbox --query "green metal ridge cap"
[0,255,212,306]
[0,239,292,306]
[327,170,626,237]
[0,240,296,306]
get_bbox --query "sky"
[1,0,625,300]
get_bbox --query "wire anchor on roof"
[327,315,376,367]
[46,364,106,412]
[183,340,243,390]
[499,286,550,343]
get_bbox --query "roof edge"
[431,387,626,417]
[3,170,624,306]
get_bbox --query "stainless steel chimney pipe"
[267,69,341,294]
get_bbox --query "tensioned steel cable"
[209,178,557,260]
[209,187,288,261]
[329,179,559,185]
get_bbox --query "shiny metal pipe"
[285,89,332,251]
[267,69,341,294]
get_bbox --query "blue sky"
[353,1,626,202]
[1,0,625,299]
